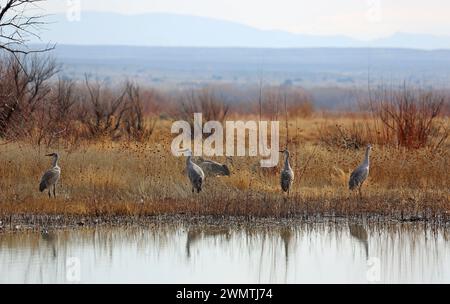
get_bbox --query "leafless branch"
[0,0,54,58]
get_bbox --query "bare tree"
[79,76,129,138]
[175,88,230,140]
[369,85,447,149]
[51,78,78,122]
[34,78,79,146]
[0,54,57,138]
[123,81,157,140]
[179,88,229,123]
[0,0,54,58]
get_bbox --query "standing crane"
[280,149,294,195]
[39,153,61,198]
[349,144,372,198]
[182,150,205,193]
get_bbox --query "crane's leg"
[48,189,51,198]
[53,184,56,198]
[192,187,195,193]
[358,186,362,200]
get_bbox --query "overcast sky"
[43,0,450,40]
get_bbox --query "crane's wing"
[188,164,205,182]
[198,160,230,176]
[39,169,60,192]
[40,171,54,192]
[349,166,368,190]
[280,169,294,192]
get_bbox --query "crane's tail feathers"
[39,181,47,192]
[349,182,359,191]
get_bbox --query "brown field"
[1,114,449,227]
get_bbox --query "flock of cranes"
[39,145,373,198]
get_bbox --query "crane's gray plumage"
[349,144,372,197]
[280,149,294,194]
[184,150,205,193]
[39,153,61,198]
[196,157,230,177]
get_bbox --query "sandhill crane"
[280,149,294,195]
[39,153,61,198]
[349,144,372,198]
[196,157,231,177]
[182,150,205,193]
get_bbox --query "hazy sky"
[44,0,450,39]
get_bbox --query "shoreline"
[1,212,449,233]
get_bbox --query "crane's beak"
[45,154,54,157]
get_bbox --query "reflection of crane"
[280,228,292,264]
[41,229,57,259]
[348,223,369,259]
[185,227,230,258]
[280,227,293,283]
[349,145,372,198]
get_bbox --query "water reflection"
[40,230,57,259]
[0,222,449,283]
[186,227,231,258]
[349,224,369,259]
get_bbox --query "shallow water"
[0,221,449,283]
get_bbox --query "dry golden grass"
[0,115,449,223]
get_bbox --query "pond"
[0,221,449,283]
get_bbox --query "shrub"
[368,86,448,149]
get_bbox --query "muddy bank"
[0,213,449,233]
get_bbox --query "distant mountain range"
[46,45,450,90]
[36,12,450,49]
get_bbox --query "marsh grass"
[0,115,449,223]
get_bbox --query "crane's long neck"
[284,153,291,170]
[363,148,370,167]
[186,155,193,167]
[52,156,59,168]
